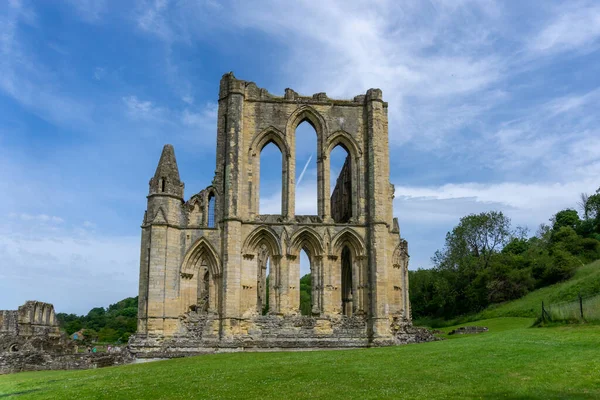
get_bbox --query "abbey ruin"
[130,73,424,356]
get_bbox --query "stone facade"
[130,73,416,357]
[0,301,65,353]
[0,301,132,374]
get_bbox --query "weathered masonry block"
[0,301,62,353]
[0,301,131,374]
[130,73,424,357]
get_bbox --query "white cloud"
[0,218,138,314]
[122,95,163,119]
[0,233,139,315]
[0,1,93,128]
[529,3,600,54]
[395,180,597,222]
[481,88,600,180]
[393,178,600,269]
[181,103,217,128]
[8,213,65,224]
[136,0,174,42]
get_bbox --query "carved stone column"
[321,154,331,221]
[322,255,338,316]
[271,255,283,314]
[312,255,323,315]
[355,255,367,315]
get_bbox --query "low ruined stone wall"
[130,313,438,358]
[0,333,75,354]
[448,326,489,335]
[130,314,371,358]
[0,352,132,375]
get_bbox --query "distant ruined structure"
[0,301,62,353]
[0,301,130,374]
[130,73,426,356]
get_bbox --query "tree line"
[410,187,600,322]
[56,297,138,343]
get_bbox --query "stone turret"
[138,144,187,335]
[149,144,184,198]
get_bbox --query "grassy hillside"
[477,260,600,320]
[2,318,600,399]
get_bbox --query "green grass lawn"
[2,317,600,399]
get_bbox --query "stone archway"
[332,228,367,316]
[180,238,222,315]
[242,226,283,315]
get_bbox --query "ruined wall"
[0,301,133,374]
[132,73,417,356]
[0,301,79,374]
[0,301,63,353]
[0,352,131,375]
[330,156,352,223]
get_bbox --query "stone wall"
[330,156,352,223]
[0,352,132,375]
[130,312,373,358]
[132,73,421,355]
[0,301,65,354]
[0,301,122,374]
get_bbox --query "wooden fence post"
[579,293,584,320]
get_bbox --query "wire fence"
[541,294,600,323]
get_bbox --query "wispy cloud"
[122,95,217,145]
[0,226,139,314]
[66,0,108,23]
[0,1,93,128]
[8,213,64,224]
[528,3,600,54]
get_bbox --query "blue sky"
[1,0,599,314]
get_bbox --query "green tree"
[56,297,139,343]
[97,327,119,342]
[436,211,512,272]
[584,190,600,234]
[552,209,581,232]
[300,274,312,315]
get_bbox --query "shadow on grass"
[484,390,598,399]
[0,389,42,398]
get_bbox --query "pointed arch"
[326,130,362,159]
[243,225,282,256]
[204,184,219,196]
[249,127,290,217]
[286,105,327,139]
[204,186,218,228]
[289,227,325,257]
[332,228,365,258]
[181,237,221,277]
[287,106,327,218]
[249,126,290,158]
